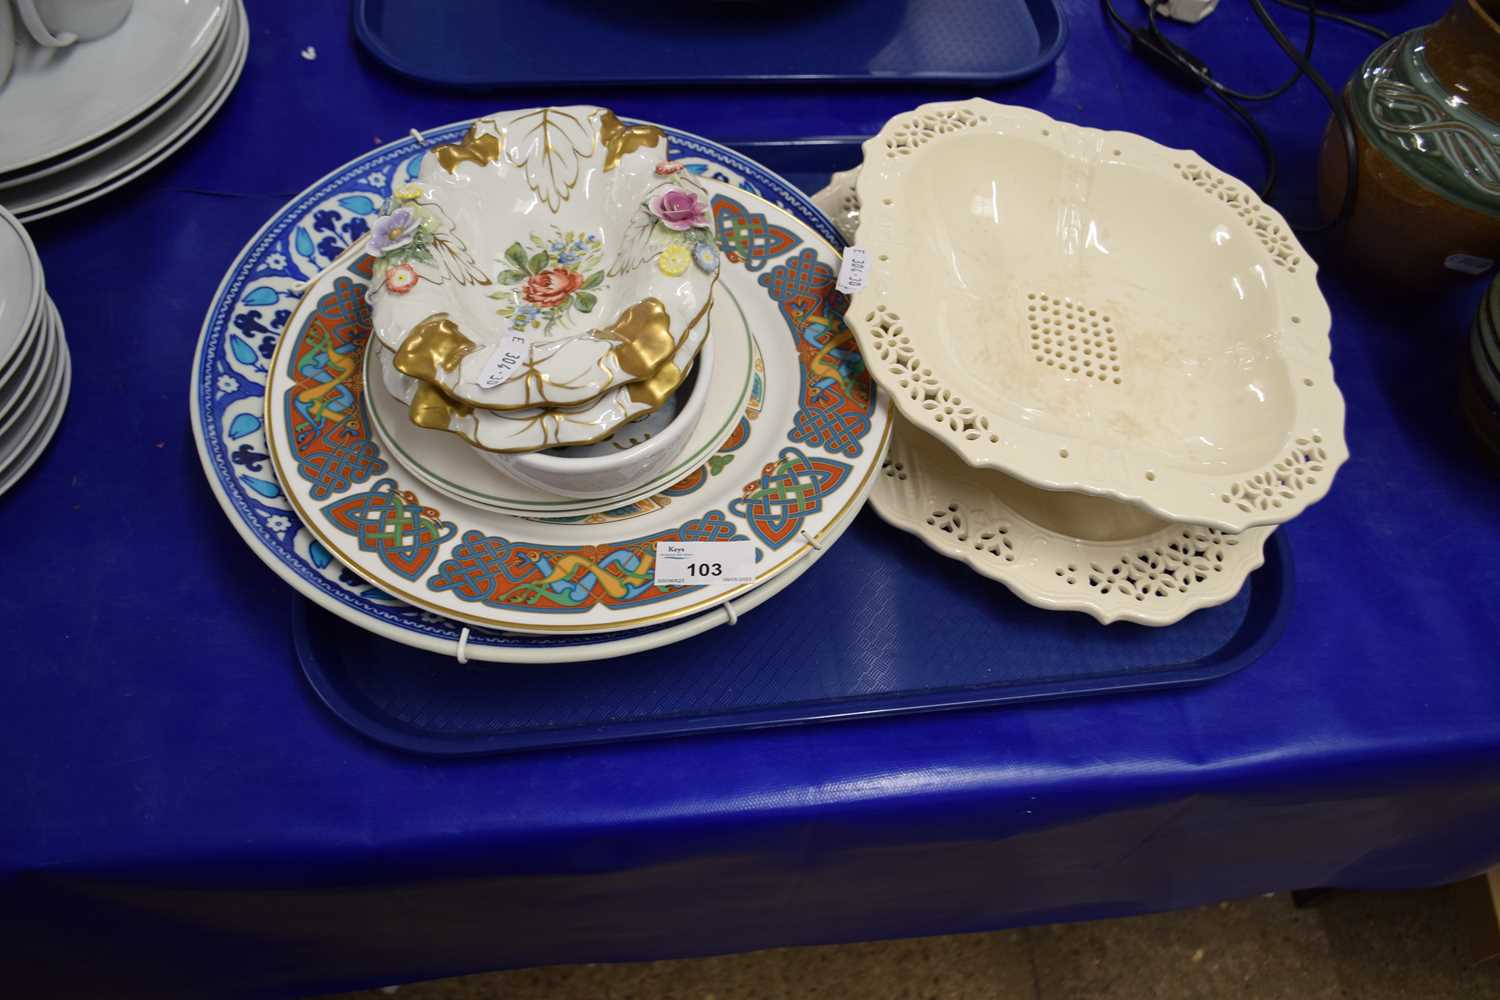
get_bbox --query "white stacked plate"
[0,0,247,222]
[0,206,70,497]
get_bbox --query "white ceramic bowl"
[480,333,717,499]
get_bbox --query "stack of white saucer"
[0,0,246,221]
[0,205,69,497]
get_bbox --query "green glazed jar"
[1319,0,1500,288]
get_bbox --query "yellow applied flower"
[658,243,692,277]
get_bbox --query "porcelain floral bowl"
[847,99,1348,532]
[366,105,720,435]
[484,334,718,499]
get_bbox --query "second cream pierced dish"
[873,413,1274,625]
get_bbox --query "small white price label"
[653,540,758,586]
[1445,253,1494,276]
[835,246,870,293]
[476,333,529,389]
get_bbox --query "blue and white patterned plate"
[190,118,888,662]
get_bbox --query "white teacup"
[14,0,132,47]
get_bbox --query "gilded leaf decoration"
[392,314,479,384]
[599,111,664,171]
[433,126,502,174]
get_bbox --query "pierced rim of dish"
[845,98,1348,532]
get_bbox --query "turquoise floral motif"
[287,193,384,278]
[488,227,607,332]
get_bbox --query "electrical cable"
[1146,0,1315,103]
[1101,0,1281,197]
[1247,0,1359,231]
[1212,89,1280,199]
[1102,0,1369,230]
[1271,0,1391,40]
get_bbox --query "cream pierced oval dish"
[367,105,719,414]
[847,99,1347,532]
[813,174,1274,626]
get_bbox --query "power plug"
[1143,0,1219,24]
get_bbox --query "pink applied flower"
[649,187,708,231]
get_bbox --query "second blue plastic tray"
[352,0,1068,88]
[295,519,1293,756]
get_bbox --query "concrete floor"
[326,883,1500,999]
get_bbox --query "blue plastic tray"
[726,138,866,195]
[351,0,1068,88]
[294,520,1293,756]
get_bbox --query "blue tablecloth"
[5,1,1499,997]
